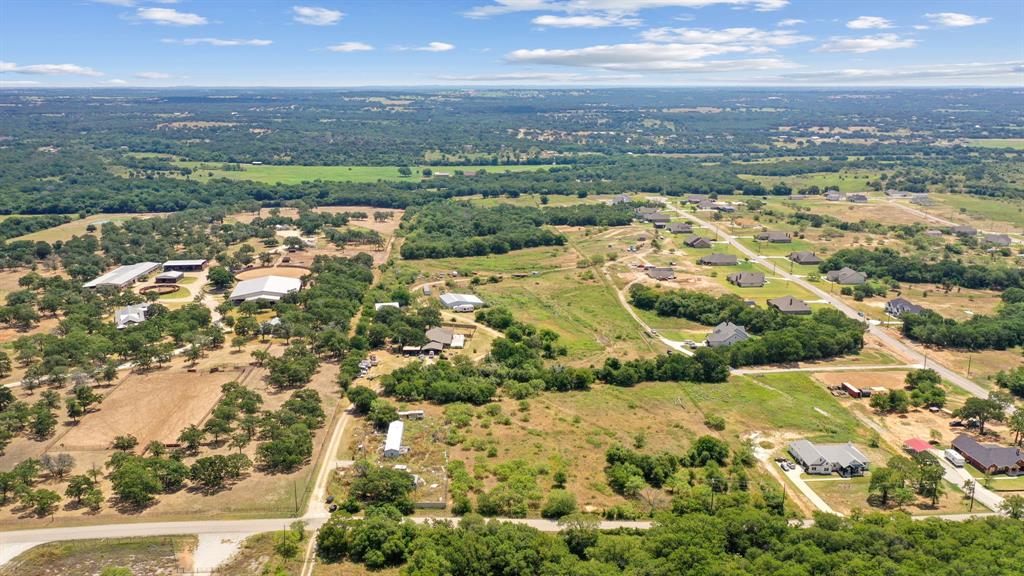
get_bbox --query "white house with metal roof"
[229,275,302,303]
[114,303,151,329]
[84,262,161,289]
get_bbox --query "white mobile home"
[944,449,965,467]
[384,420,405,458]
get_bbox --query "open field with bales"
[157,162,557,185]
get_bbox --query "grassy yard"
[964,138,1024,150]
[927,192,1024,230]
[738,170,882,193]
[214,530,306,576]
[161,162,556,185]
[1,536,197,576]
[410,245,577,276]
[806,475,984,516]
[965,463,1024,491]
[681,373,866,444]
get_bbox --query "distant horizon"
[2,1,1021,88]
[2,84,1021,91]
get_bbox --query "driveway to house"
[930,449,1005,513]
[783,467,839,516]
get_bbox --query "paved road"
[670,204,997,406]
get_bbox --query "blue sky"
[1,0,1022,87]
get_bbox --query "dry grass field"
[0,536,197,576]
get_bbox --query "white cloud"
[779,60,1024,84]
[163,37,273,46]
[912,25,929,30]
[416,41,455,52]
[436,71,644,82]
[814,33,916,53]
[134,71,172,79]
[0,80,42,86]
[136,7,207,25]
[776,18,804,26]
[93,0,137,5]
[640,26,811,47]
[107,78,128,84]
[327,41,374,52]
[532,14,641,27]
[465,0,789,19]
[0,61,104,76]
[506,42,794,72]
[924,12,991,28]
[846,16,893,29]
[292,6,344,26]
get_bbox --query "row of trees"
[901,303,1024,351]
[820,247,1024,291]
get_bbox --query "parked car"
[326,495,334,504]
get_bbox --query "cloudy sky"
[1,0,1021,87]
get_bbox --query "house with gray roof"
[646,268,676,281]
[768,296,811,315]
[788,251,822,265]
[645,212,672,227]
[788,440,870,477]
[885,298,925,318]
[826,267,867,285]
[610,194,631,205]
[923,229,943,238]
[824,192,845,202]
[706,322,750,348]
[910,195,934,206]
[665,222,693,234]
[727,271,765,288]
[983,233,1012,247]
[847,194,869,203]
[756,231,791,243]
[699,253,737,266]
[952,435,1024,476]
[951,225,977,237]
[684,235,713,249]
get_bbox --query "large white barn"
[229,275,302,303]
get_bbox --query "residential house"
[768,296,812,315]
[952,435,1024,476]
[706,322,750,348]
[788,251,823,265]
[699,253,738,266]
[910,195,934,206]
[696,199,717,211]
[647,268,676,281]
[684,235,713,249]
[727,271,765,288]
[847,194,869,203]
[885,297,925,318]
[983,233,1012,247]
[826,267,867,285]
[755,231,791,243]
[824,192,845,202]
[951,225,977,237]
[646,212,672,228]
[610,194,631,205]
[665,222,693,234]
[788,440,870,477]
[923,229,943,238]
[114,303,151,330]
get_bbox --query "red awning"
[904,438,930,453]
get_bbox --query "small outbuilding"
[155,271,184,284]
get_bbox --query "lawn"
[738,170,882,193]
[214,530,306,576]
[964,463,1024,491]
[926,192,1024,230]
[162,162,556,185]
[0,536,197,576]
[410,245,577,276]
[806,475,984,516]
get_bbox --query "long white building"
[229,275,302,303]
[384,420,405,458]
[84,262,161,289]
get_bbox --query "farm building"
[84,262,161,289]
[155,271,184,284]
[952,435,1024,476]
[665,222,693,234]
[162,259,208,272]
[727,272,765,288]
[788,251,822,265]
[826,267,867,285]
[696,199,717,210]
[610,194,631,205]
[788,440,870,477]
[923,229,943,238]
[768,296,811,315]
[439,293,484,311]
[847,194,868,203]
[398,409,425,420]
[684,235,713,249]
[384,420,405,458]
[705,322,750,348]
[824,192,845,201]
[699,253,737,266]
[646,268,676,281]
[885,298,925,318]
[229,275,302,303]
[114,303,151,330]
[951,225,977,237]
[755,231,791,243]
[910,195,934,206]
[423,285,432,296]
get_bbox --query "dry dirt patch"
[235,266,311,281]
[812,370,910,392]
[59,368,244,449]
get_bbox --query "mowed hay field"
[169,162,557,185]
[15,213,158,243]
